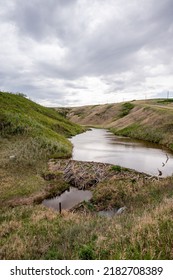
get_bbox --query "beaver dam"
[42,159,157,212]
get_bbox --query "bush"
[79,244,95,260]
[111,165,122,172]
[119,102,135,117]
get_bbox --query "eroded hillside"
[65,99,173,150]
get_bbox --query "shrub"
[79,244,95,260]
[119,102,135,117]
[111,165,122,172]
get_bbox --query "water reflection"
[70,128,173,177]
[42,187,92,211]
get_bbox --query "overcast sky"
[0,0,173,107]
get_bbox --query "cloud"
[0,0,173,106]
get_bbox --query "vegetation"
[111,124,163,144]
[118,102,135,117]
[111,165,122,172]
[0,91,84,203]
[0,91,83,138]
[0,91,84,162]
[1,93,173,260]
[157,98,173,104]
[1,173,173,259]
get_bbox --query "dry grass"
[0,220,22,238]
[31,208,57,223]
[1,192,173,259]
[68,103,122,127]
[0,154,46,204]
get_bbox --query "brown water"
[43,129,173,212]
[42,187,92,211]
[70,128,173,177]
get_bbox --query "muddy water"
[43,129,173,211]
[70,128,173,177]
[42,187,92,211]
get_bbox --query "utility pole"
[167,91,169,99]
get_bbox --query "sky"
[0,0,173,107]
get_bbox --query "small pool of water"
[42,187,92,211]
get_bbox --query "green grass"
[157,99,173,104]
[0,91,84,161]
[118,102,135,117]
[111,165,122,172]
[111,124,163,144]
[0,91,83,138]
[0,91,84,203]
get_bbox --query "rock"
[116,206,127,215]
[9,155,16,160]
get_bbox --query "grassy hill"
[0,91,83,160]
[0,91,84,204]
[67,99,173,150]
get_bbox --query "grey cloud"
[36,61,79,80]
[18,1,173,74]
[0,0,173,106]
[64,82,88,90]
[7,0,80,42]
[152,91,173,99]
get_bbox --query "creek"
[70,128,173,177]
